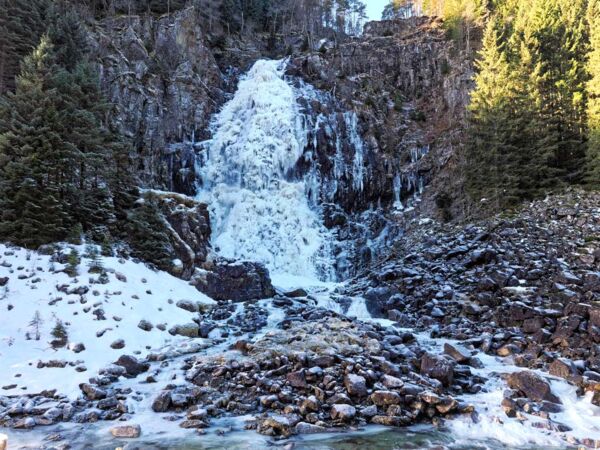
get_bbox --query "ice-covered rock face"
[197,60,334,281]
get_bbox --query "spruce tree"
[587,0,600,187]
[517,0,589,182]
[466,17,526,209]
[0,0,48,94]
[126,199,174,271]
[0,38,71,247]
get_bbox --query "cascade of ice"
[344,112,365,192]
[196,60,334,281]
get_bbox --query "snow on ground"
[0,243,213,399]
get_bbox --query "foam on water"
[411,332,600,448]
[197,59,334,280]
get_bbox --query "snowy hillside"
[0,243,213,399]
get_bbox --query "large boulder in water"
[194,260,275,302]
[507,371,561,404]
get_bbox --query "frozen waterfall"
[196,60,334,281]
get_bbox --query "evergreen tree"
[466,17,523,208]
[50,319,68,348]
[85,244,104,273]
[65,248,80,277]
[587,0,600,187]
[516,0,589,182]
[0,38,71,247]
[126,199,174,271]
[0,0,48,94]
[0,13,138,248]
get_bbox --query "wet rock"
[370,390,401,406]
[421,353,454,387]
[110,424,141,438]
[443,343,470,364]
[195,260,275,302]
[152,391,172,412]
[257,414,299,437]
[507,371,561,404]
[549,358,579,381]
[285,288,308,298]
[330,404,356,421]
[114,355,149,377]
[13,417,36,429]
[344,374,368,397]
[295,422,327,434]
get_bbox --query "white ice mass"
[197,60,334,281]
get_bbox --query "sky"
[365,0,389,20]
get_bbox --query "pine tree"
[0,0,48,94]
[466,17,524,209]
[28,311,43,341]
[50,319,68,348]
[587,0,600,187]
[126,199,174,271]
[517,0,589,182]
[85,244,104,273]
[65,248,80,277]
[0,12,138,248]
[0,38,71,247]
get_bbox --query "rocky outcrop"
[145,190,212,279]
[143,190,275,301]
[192,260,275,302]
[288,16,472,216]
[88,7,224,195]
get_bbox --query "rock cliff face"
[283,17,473,276]
[88,7,224,195]
[289,17,472,216]
[89,11,474,280]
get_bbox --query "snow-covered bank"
[0,243,213,398]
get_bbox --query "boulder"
[114,355,149,377]
[507,371,561,404]
[421,353,454,387]
[138,320,153,331]
[344,374,368,397]
[549,358,579,380]
[80,383,107,400]
[169,323,200,337]
[110,339,125,349]
[176,299,199,313]
[370,390,401,406]
[443,343,470,364]
[194,260,275,302]
[152,391,172,412]
[330,404,356,421]
[287,370,307,388]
